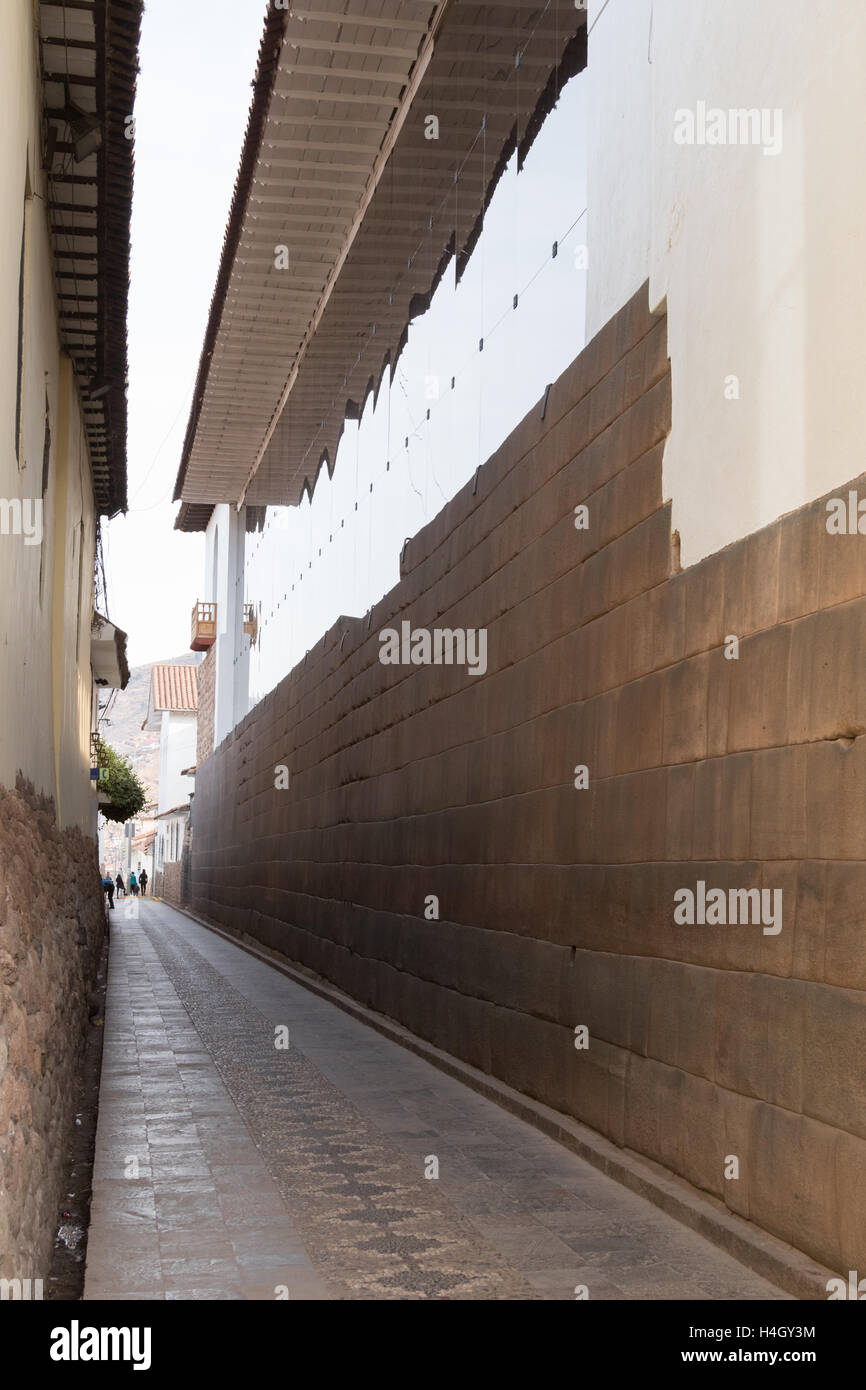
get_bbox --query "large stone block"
[749,745,807,861]
[747,1104,842,1272]
[715,973,806,1112]
[662,653,709,765]
[834,1131,866,1272]
[823,861,866,990]
[683,550,726,658]
[718,752,752,861]
[665,762,695,860]
[802,982,866,1141]
[726,624,791,754]
[778,504,823,625]
[805,738,866,859]
[723,523,780,638]
[644,958,719,1083]
[560,949,635,1051]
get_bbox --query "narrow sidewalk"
[84,899,787,1301]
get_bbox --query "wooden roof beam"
[289,9,433,33]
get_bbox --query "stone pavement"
[83,899,788,1301]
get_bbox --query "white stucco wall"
[0,0,98,831]
[157,710,196,815]
[586,0,866,564]
[204,502,249,748]
[157,812,187,866]
[130,841,154,884]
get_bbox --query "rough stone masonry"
[0,777,105,1279]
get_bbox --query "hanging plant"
[94,736,146,824]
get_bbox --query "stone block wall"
[190,283,866,1274]
[154,859,182,907]
[196,646,215,766]
[0,778,105,1279]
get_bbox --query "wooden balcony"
[190,601,216,651]
[243,602,258,646]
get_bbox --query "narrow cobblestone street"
[82,900,787,1301]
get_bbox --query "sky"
[105,0,266,667]
[107,0,588,677]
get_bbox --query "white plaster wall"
[204,504,228,611]
[204,502,249,747]
[158,812,186,864]
[586,0,866,564]
[0,0,97,831]
[157,710,196,815]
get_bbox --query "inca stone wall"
[155,858,182,907]
[189,284,866,1274]
[0,777,105,1279]
[196,646,215,766]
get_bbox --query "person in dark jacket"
[139,869,148,897]
[102,875,115,909]
[115,873,124,898]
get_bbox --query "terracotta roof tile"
[151,664,198,713]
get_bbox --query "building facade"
[0,0,141,1281]
[142,662,198,903]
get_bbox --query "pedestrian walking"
[129,870,139,897]
[139,869,148,897]
[102,874,115,909]
[115,873,125,898]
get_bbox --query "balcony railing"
[190,601,216,651]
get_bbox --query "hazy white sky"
[107,1,588,677]
[106,0,265,666]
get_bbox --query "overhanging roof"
[40,0,143,518]
[174,0,586,531]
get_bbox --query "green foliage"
[95,736,146,824]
